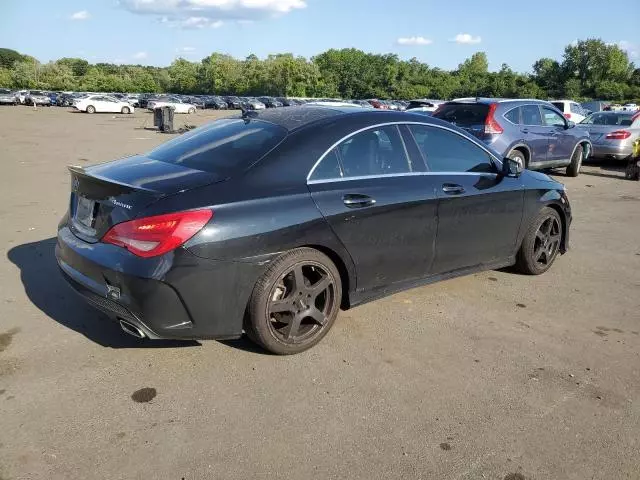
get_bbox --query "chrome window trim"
[307,121,501,183]
[308,171,496,185]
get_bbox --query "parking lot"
[0,106,639,480]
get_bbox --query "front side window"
[408,125,494,173]
[337,125,412,177]
[542,107,566,127]
[521,105,543,125]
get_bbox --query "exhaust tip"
[119,319,146,339]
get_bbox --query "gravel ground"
[0,106,639,480]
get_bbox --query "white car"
[550,100,587,123]
[147,96,197,114]
[73,95,134,114]
[622,103,639,112]
[406,99,445,113]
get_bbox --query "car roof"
[248,105,471,134]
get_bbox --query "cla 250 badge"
[111,199,132,210]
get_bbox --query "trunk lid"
[67,155,225,242]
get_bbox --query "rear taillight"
[102,209,213,258]
[484,103,504,135]
[563,113,572,119]
[605,130,631,140]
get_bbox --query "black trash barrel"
[153,107,162,127]
[161,106,174,133]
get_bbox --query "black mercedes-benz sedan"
[56,106,571,354]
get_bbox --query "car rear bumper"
[56,225,265,340]
[591,142,633,160]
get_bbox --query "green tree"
[10,60,38,88]
[57,57,89,77]
[0,48,26,69]
[39,62,76,90]
[168,58,200,93]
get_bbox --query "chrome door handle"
[343,194,376,208]
[442,184,465,195]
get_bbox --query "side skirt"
[347,256,516,309]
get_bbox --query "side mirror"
[566,120,575,129]
[502,157,523,178]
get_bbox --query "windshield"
[433,103,490,126]
[580,113,635,126]
[147,118,287,174]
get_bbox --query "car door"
[405,124,524,274]
[89,96,104,112]
[307,124,440,292]
[518,104,549,165]
[541,106,574,162]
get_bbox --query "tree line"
[1,39,638,102]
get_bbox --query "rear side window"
[433,103,490,126]
[504,107,521,124]
[551,102,566,112]
[570,103,582,114]
[148,119,287,174]
[408,125,494,173]
[310,150,342,181]
[521,105,543,125]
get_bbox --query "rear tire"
[507,149,527,170]
[86,105,96,114]
[566,145,583,177]
[121,106,130,114]
[516,207,563,275]
[245,247,342,355]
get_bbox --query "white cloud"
[396,36,433,46]
[132,51,148,60]
[70,10,91,20]
[617,40,638,59]
[119,0,305,28]
[176,46,198,56]
[451,33,482,45]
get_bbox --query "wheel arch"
[507,143,531,167]
[544,201,569,254]
[301,244,354,310]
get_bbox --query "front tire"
[516,207,562,275]
[121,106,130,114]
[566,145,583,177]
[188,107,196,114]
[245,248,342,355]
[86,105,96,114]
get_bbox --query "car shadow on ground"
[580,159,628,180]
[7,238,201,349]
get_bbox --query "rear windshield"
[551,102,565,112]
[147,118,287,174]
[580,113,635,126]
[432,103,489,126]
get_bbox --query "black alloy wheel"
[246,248,342,354]
[516,207,562,275]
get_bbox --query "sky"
[0,0,638,73]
